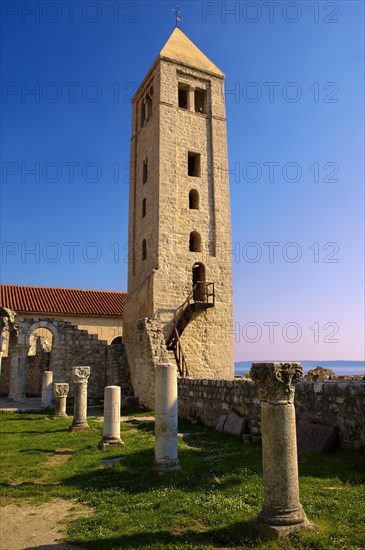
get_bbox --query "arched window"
[189,231,201,252]
[142,239,147,260]
[189,189,199,210]
[142,198,146,218]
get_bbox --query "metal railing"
[167,282,215,377]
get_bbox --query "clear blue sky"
[1,1,364,361]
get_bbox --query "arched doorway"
[26,327,53,396]
[110,336,123,345]
[192,263,206,302]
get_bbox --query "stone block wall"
[0,316,132,400]
[178,378,365,450]
[106,343,132,394]
[295,381,365,450]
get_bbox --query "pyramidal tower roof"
[159,27,224,78]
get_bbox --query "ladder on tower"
[166,282,215,377]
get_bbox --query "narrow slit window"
[189,231,202,253]
[178,83,189,109]
[143,158,148,184]
[194,88,206,114]
[188,152,201,177]
[142,198,146,218]
[140,101,146,128]
[142,239,147,261]
[189,189,199,210]
[146,93,152,120]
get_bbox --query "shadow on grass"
[3,428,71,435]
[68,521,262,549]
[60,438,263,497]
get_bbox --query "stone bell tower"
[123,28,234,407]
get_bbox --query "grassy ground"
[0,409,364,550]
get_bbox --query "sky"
[0,0,364,361]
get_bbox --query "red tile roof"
[0,285,127,317]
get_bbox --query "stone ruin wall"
[178,378,365,450]
[0,316,131,400]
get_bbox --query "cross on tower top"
[172,6,182,27]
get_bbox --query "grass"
[0,409,364,549]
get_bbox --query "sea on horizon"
[234,360,365,377]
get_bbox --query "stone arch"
[109,335,123,345]
[25,321,60,348]
[24,321,60,397]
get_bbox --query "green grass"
[1,410,364,549]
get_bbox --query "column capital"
[72,366,90,383]
[53,383,69,397]
[250,362,303,404]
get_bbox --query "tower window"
[194,89,206,114]
[146,93,152,120]
[189,189,199,210]
[142,198,146,218]
[143,158,148,184]
[178,83,189,109]
[189,231,202,252]
[188,152,201,177]
[142,239,147,261]
[140,101,146,128]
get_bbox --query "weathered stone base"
[69,423,90,432]
[98,437,124,450]
[252,505,314,538]
[153,459,181,474]
[53,413,68,420]
[251,517,314,538]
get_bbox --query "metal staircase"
[166,282,214,377]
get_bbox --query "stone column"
[70,366,90,432]
[41,370,53,408]
[53,383,69,418]
[7,348,19,400]
[153,363,180,473]
[188,86,195,112]
[98,385,124,450]
[250,362,312,537]
[13,345,29,402]
[0,334,4,378]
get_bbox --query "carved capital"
[72,366,90,384]
[53,383,69,397]
[250,362,303,403]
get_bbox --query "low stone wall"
[178,378,365,450]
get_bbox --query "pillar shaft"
[98,385,124,449]
[41,370,53,408]
[53,383,69,419]
[153,363,180,473]
[70,366,90,432]
[13,346,28,402]
[8,350,19,400]
[250,362,312,537]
